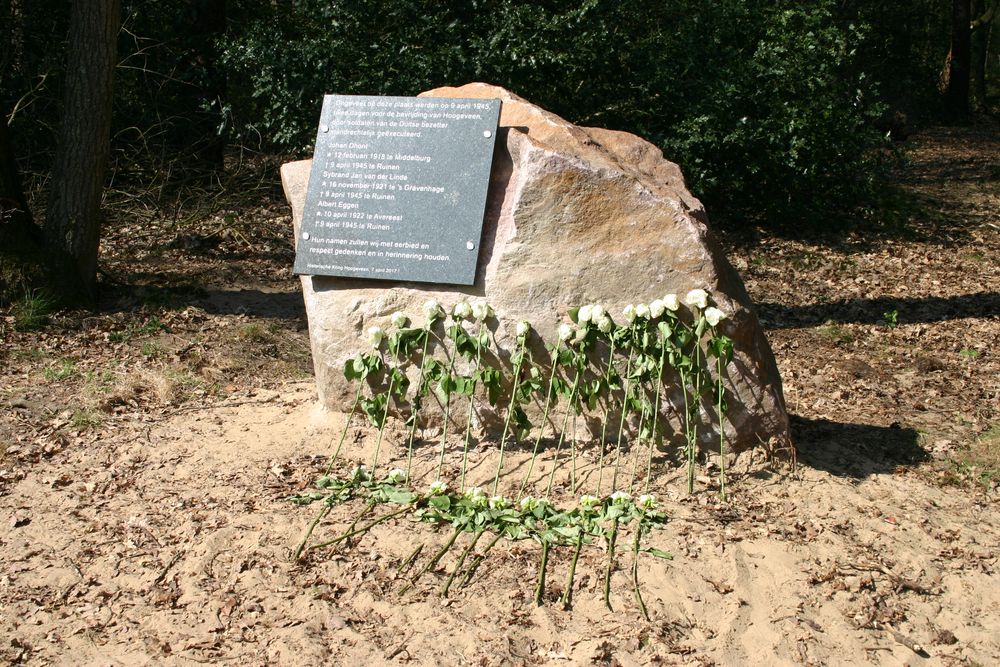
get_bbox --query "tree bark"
[44,0,121,296]
[944,0,973,118]
[184,0,227,167]
[972,0,997,108]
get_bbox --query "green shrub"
[219,0,888,224]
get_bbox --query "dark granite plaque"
[293,95,501,285]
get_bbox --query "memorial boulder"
[282,83,790,452]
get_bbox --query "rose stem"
[404,329,433,481]
[435,349,458,480]
[632,523,650,621]
[681,367,696,494]
[396,543,423,575]
[612,349,636,491]
[603,520,619,611]
[442,527,484,597]
[458,530,503,588]
[293,503,331,560]
[346,501,375,538]
[324,385,362,475]
[644,336,668,494]
[595,336,619,496]
[493,337,526,495]
[688,316,706,494]
[307,503,413,552]
[561,532,584,610]
[519,342,562,498]
[717,352,727,500]
[370,373,397,478]
[571,413,578,493]
[534,539,550,606]
[627,397,647,494]
[545,364,580,498]
[403,524,463,593]
[460,321,486,491]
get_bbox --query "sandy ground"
[1,382,998,666]
[2,124,999,665]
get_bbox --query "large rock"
[281,83,790,452]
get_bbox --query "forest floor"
[1,123,998,666]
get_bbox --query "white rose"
[591,304,606,320]
[635,303,651,319]
[387,468,407,484]
[704,306,727,327]
[429,480,448,495]
[596,315,613,333]
[577,304,594,323]
[558,323,574,341]
[423,299,443,321]
[610,490,631,504]
[390,311,408,328]
[488,495,507,510]
[685,289,709,310]
[367,325,384,348]
[637,494,657,510]
[465,486,487,507]
[515,320,531,337]
[471,301,493,321]
[452,301,473,319]
[663,294,680,311]
[649,299,666,318]
[623,304,637,322]
[579,494,600,509]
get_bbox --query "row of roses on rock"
[332,288,735,502]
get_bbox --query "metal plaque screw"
[483,130,492,138]
[302,232,310,240]
[466,241,475,250]
[320,124,329,133]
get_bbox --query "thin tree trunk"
[944,0,973,118]
[972,0,997,109]
[44,0,121,295]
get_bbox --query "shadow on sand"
[790,414,927,479]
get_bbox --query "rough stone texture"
[282,83,790,451]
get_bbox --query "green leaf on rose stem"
[390,367,410,396]
[344,357,362,381]
[422,356,441,375]
[643,547,673,560]
[552,525,579,539]
[386,489,417,504]
[360,395,385,426]
[513,405,532,439]
[557,348,574,366]
[452,376,473,396]
[429,495,451,511]
[568,307,580,324]
[480,368,503,405]
[675,328,693,349]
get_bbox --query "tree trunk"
[972,0,997,109]
[944,0,973,118]
[184,0,228,167]
[43,0,121,296]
